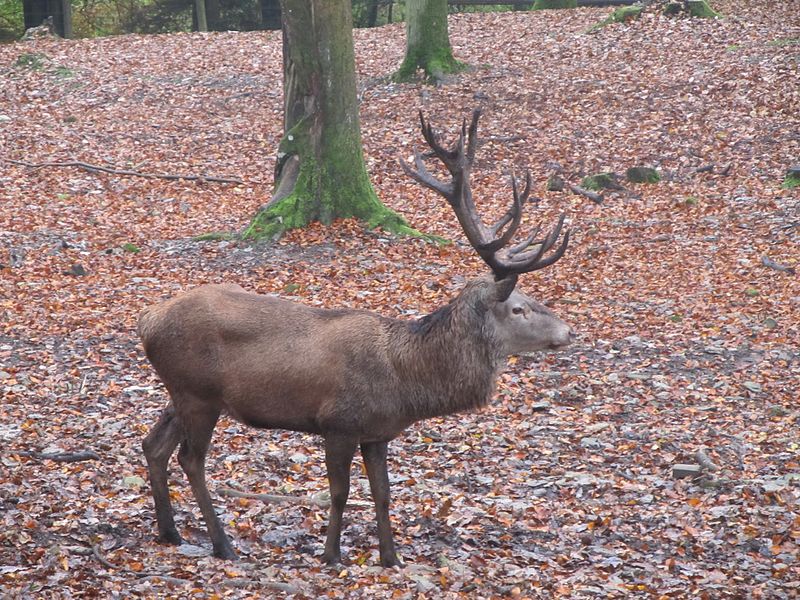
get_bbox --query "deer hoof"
[212,543,238,561]
[380,555,404,568]
[157,529,183,546]
[321,551,342,566]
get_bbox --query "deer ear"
[494,275,518,302]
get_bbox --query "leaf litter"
[0,0,798,597]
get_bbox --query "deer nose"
[568,329,578,343]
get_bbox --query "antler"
[400,109,570,283]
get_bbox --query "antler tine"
[507,225,541,258]
[402,109,570,283]
[488,171,532,236]
[418,110,458,166]
[399,149,453,201]
[504,214,569,271]
[512,227,571,272]
[465,109,481,163]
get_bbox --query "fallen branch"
[566,182,603,204]
[91,539,298,592]
[3,158,243,185]
[695,447,719,472]
[91,543,192,585]
[16,450,100,463]
[761,255,796,275]
[218,487,372,509]
[91,544,120,571]
[137,574,193,586]
[223,578,300,593]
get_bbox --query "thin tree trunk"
[195,0,208,31]
[243,0,416,240]
[394,0,463,83]
[366,0,379,27]
[260,0,281,30]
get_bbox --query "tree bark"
[194,0,208,32]
[394,0,464,83]
[243,0,416,240]
[260,0,281,29]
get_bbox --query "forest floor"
[1,1,798,597]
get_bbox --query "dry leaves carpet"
[0,0,798,597]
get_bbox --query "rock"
[580,436,604,450]
[289,452,309,464]
[64,263,87,276]
[122,475,146,489]
[177,544,212,557]
[546,175,564,191]
[626,166,661,184]
[672,463,702,479]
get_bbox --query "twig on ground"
[90,539,299,592]
[223,578,300,593]
[218,487,372,509]
[761,255,796,275]
[566,182,603,204]
[3,158,244,185]
[16,450,101,463]
[91,544,120,571]
[137,574,193,586]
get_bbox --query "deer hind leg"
[321,436,357,565]
[142,403,183,545]
[175,404,236,560]
[361,441,402,567]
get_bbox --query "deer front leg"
[361,441,402,567]
[322,436,357,565]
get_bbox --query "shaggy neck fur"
[388,283,502,422]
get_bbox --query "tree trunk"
[243,0,416,241]
[394,0,464,83]
[260,0,281,30]
[23,0,48,30]
[366,0,380,27]
[195,0,208,31]
[205,0,221,31]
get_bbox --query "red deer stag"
[139,109,574,567]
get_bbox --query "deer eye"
[512,306,525,315]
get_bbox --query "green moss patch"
[782,173,800,190]
[582,172,620,191]
[588,5,643,31]
[664,1,720,18]
[626,166,661,184]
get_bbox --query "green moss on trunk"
[665,1,720,18]
[588,5,642,31]
[533,0,577,9]
[243,0,420,241]
[626,167,661,184]
[582,172,620,191]
[394,0,465,83]
[687,0,719,17]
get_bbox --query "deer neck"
[391,301,503,421]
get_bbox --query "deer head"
[401,109,574,355]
